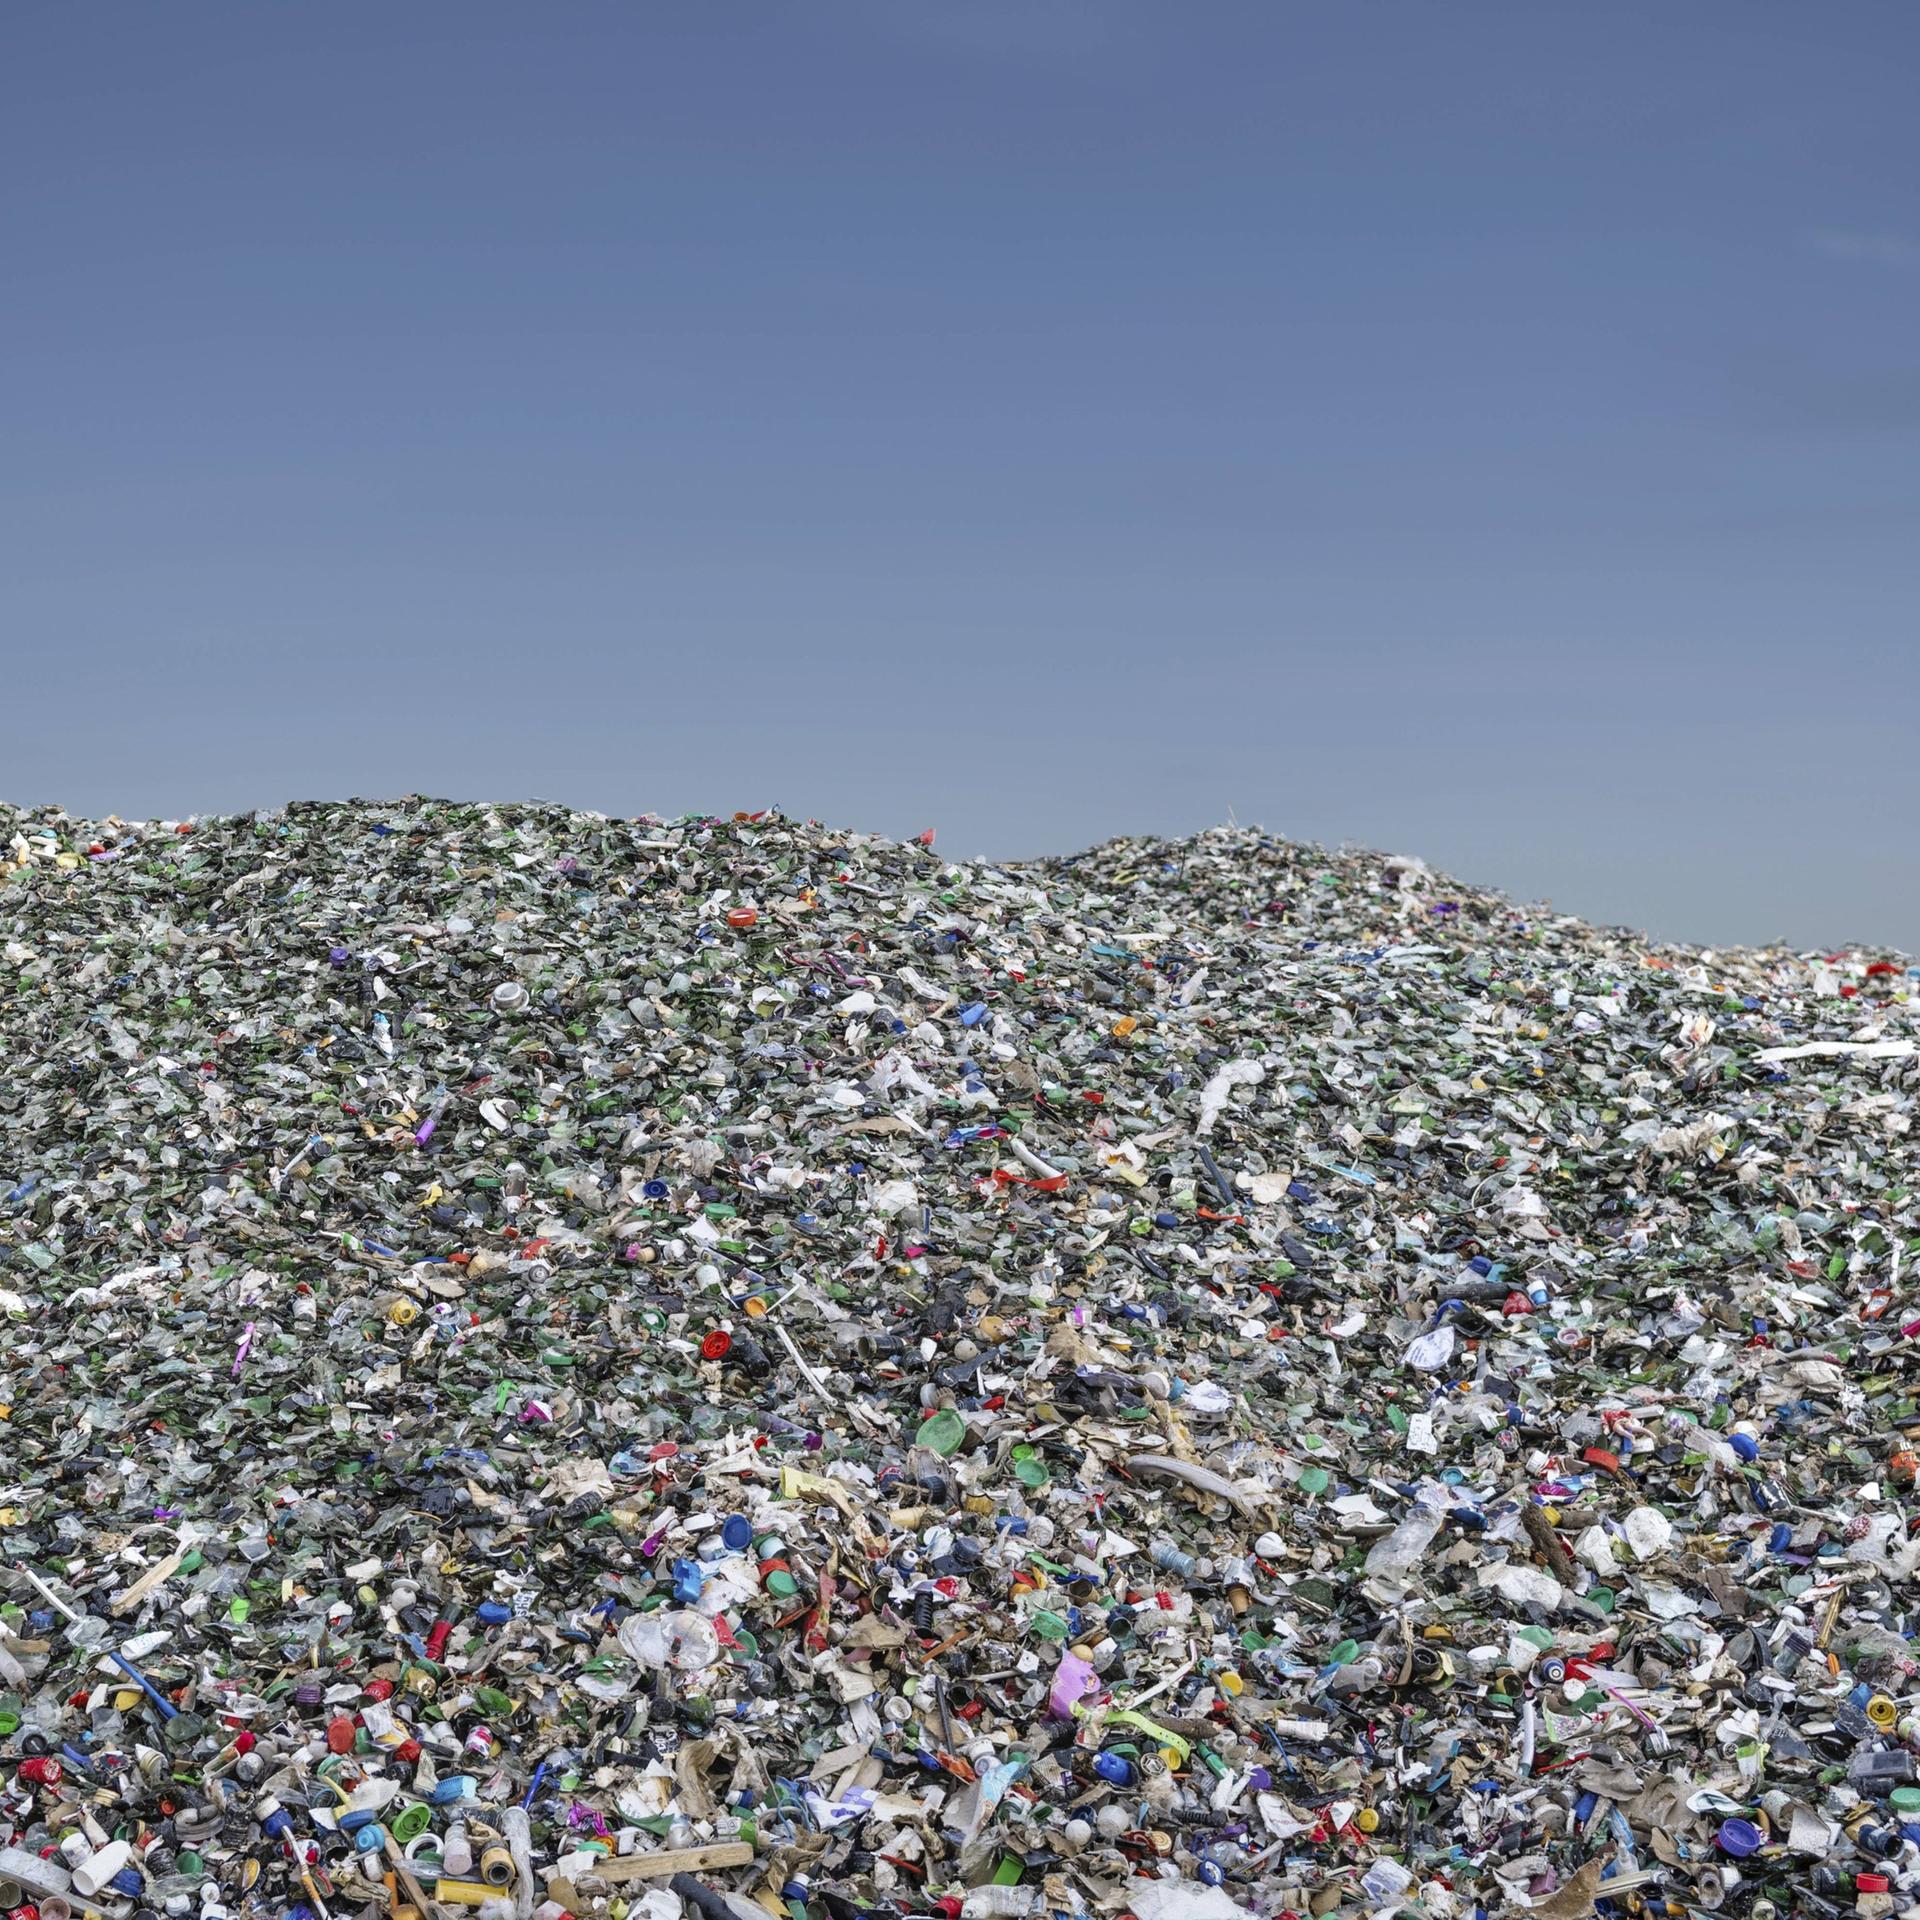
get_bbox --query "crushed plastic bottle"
[1362,1491,1448,1580]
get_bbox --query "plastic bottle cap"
[701,1330,732,1360]
[1717,1818,1764,1857]
[391,1804,433,1844]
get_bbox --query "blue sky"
[3,3,1915,949]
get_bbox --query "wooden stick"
[113,1542,190,1616]
[382,1830,442,1920]
[562,1843,755,1887]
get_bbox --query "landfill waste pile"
[5,800,1920,1920]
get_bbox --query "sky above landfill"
[4,3,1916,954]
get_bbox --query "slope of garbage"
[3,798,1919,1920]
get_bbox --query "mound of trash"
[2,798,1918,1920]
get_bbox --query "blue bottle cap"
[723,1515,754,1551]
[1717,1817,1764,1857]
[1729,1433,1760,1462]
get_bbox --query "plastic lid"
[916,1408,967,1457]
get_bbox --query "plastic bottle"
[1325,1655,1386,1696]
[1363,1496,1446,1579]
[1149,1537,1198,1579]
